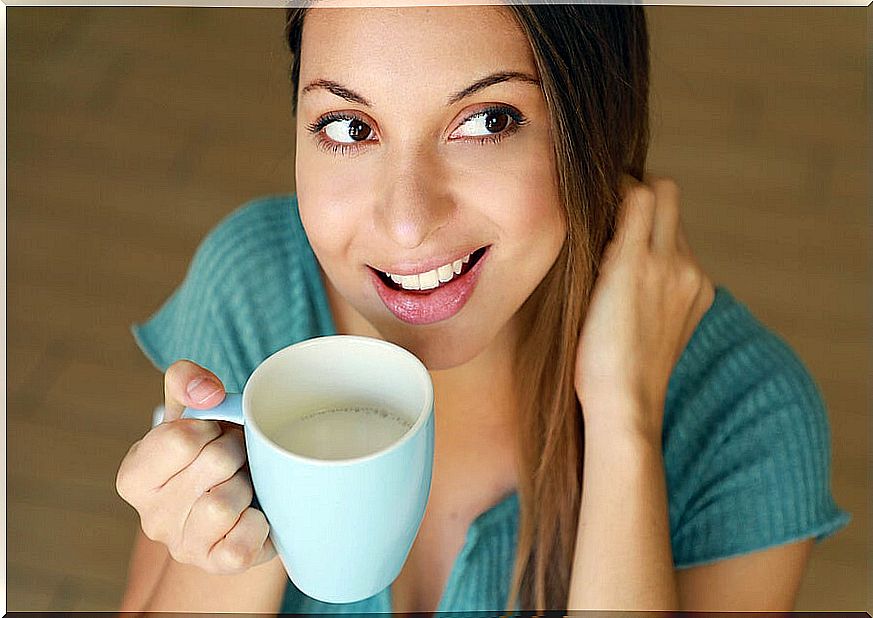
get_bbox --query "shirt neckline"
[387,490,520,613]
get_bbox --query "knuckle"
[116,444,148,501]
[163,420,213,460]
[218,542,254,572]
[632,184,656,207]
[179,532,210,566]
[678,262,703,291]
[201,490,239,524]
[140,513,167,544]
[222,478,254,515]
[163,427,202,460]
[249,508,270,536]
[242,477,255,505]
[115,461,133,499]
[169,539,191,564]
[197,436,244,480]
[169,543,194,566]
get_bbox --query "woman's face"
[295,6,566,371]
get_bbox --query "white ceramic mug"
[178,335,435,603]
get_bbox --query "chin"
[372,318,497,371]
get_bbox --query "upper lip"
[370,245,488,276]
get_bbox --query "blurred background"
[6,6,870,612]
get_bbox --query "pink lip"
[370,248,489,325]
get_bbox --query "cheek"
[514,144,565,249]
[296,153,373,258]
[461,145,564,251]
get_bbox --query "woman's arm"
[566,411,814,611]
[119,528,170,611]
[675,539,813,611]
[567,412,678,610]
[568,175,819,610]
[120,526,289,612]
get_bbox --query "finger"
[164,360,226,422]
[646,175,681,253]
[162,424,247,495]
[616,174,656,252]
[676,218,692,255]
[123,419,223,495]
[181,467,254,563]
[676,275,716,364]
[208,507,276,573]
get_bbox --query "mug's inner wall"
[246,338,430,451]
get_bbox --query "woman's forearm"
[567,401,678,611]
[143,553,289,613]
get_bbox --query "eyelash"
[304,105,529,157]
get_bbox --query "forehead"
[298,6,537,102]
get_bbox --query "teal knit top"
[132,195,850,613]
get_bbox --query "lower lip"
[369,249,489,325]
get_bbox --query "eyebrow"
[300,71,541,108]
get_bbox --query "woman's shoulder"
[193,194,304,272]
[131,194,334,390]
[157,194,312,318]
[187,193,320,305]
[662,285,850,568]
[664,285,824,441]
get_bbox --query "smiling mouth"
[374,246,488,293]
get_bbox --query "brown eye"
[451,105,527,142]
[348,118,371,141]
[319,116,374,144]
[484,111,509,133]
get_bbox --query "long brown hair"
[284,4,649,611]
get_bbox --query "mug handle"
[180,393,245,425]
[151,393,245,426]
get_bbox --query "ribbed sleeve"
[663,287,851,568]
[131,194,335,392]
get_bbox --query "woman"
[116,4,849,613]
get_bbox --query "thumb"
[162,359,226,422]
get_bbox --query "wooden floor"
[6,6,869,612]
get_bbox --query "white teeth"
[400,274,420,290]
[437,264,453,282]
[418,270,439,290]
[384,250,478,291]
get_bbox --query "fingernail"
[187,377,222,404]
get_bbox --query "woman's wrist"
[579,392,663,449]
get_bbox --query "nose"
[376,148,454,251]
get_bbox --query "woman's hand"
[116,360,276,574]
[574,174,716,443]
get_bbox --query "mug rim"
[242,334,434,466]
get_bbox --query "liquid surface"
[271,406,413,460]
